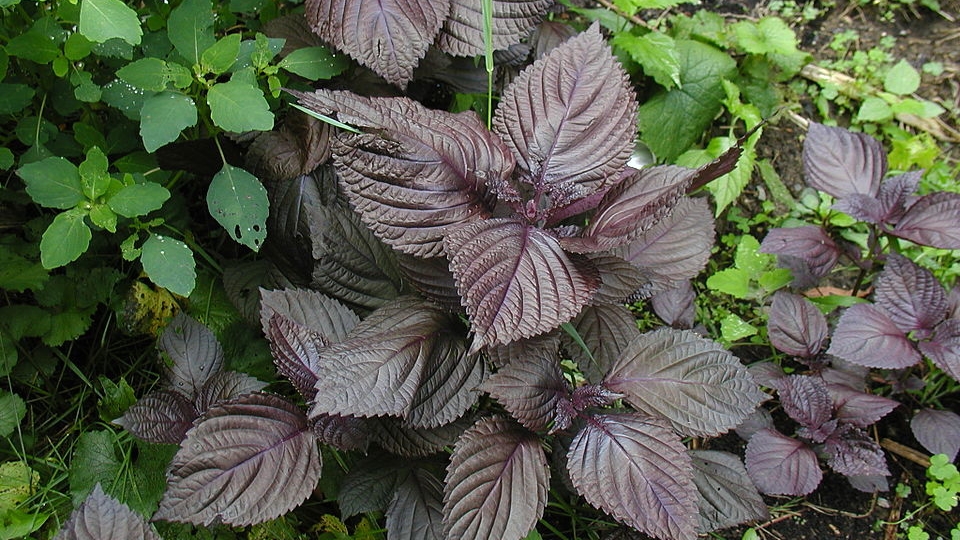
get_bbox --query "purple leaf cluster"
[55,484,160,540]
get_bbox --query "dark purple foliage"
[767,292,828,358]
[55,484,161,540]
[758,225,839,281]
[745,428,822,496]
[910,408,960,461]
[689,450,769,532]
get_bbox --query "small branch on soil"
[882,473,910,540]
[880,438,931,468]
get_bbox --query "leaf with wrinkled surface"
[875,254,947,332]
[892,192,960,250]
[369,417,471,457]
[195,371,266,412]
[264,314,324,400]
[778,375,832,430]
[439,0,551,56]
[604,328,765,437]
[918,318,960,382]
[566,304,640,383]
[113,389,197,444]
[312,414,370,452]
[397,254,463,312]
[159,313,224,398]
[689,450,768,533]
[56,484,160,540]
[827,383,898,429]
[292,90,511,257]
[386,466,445,540]
[910,408,960,461]
[305,0,449,88]
[759,226,839,279]
[445,218,599,352]
[568,413,698,540]
[493,24,636,207]
[823,425,889,478]
[650,281,697,329]
[338,451,409,517]
[745,428,822,496]
[767,292,827,357]
[586,254,651,305]
[259,287,359,343]
[480,351,569,432]
[444,416,549,540]
[154,393,321,527]
[826,304,921,369]
[802,122,886,199]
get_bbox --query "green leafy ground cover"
[1,0,958,538]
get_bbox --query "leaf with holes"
[207,164,268,251]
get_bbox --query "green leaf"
[79,0,143,46]
[17,157,85,209]
[0,148,13,170]
[5,29,60,64]
[611,32,681,89]
[706,268,751,299]
[758,268,793,291]
[0,509,49,540]
[884,59,921,95]
[278,46,350,80]
[733,235,770,275]
[0,331,18,378]
[0,305,52,341]
[167,0,215,65]
[0,461,39,513]
[639,40,736,162]
[64,32,95,61]
[79,147,111,200]
[0,391,26,438]
[101,79,150,120]
[40,208,92,268]
[0,84,35,115]
[720,313,757,342]
[207,164,268,251]
[43,309,93,347]
[116,57,169,92]
[734,18,797,56]
[139,92,198,152]
[207,80,274,132]
[140,234,196,296]
[0,248,48,293]
[98,376,137,423]
[108,182,171,217]
[201,33,242,75]
[856,96,893,123]
[88,204,118,232]
[891,98,944,118]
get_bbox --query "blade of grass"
[482,0,494,128]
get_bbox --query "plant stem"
[481,0,495,129]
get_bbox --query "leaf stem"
[482,0,495,129]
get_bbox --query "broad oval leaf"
[387,466,446,540]
[159,313,224,398]
[567,413,698,540]
[305,0,449,88]
[153,393,321,527]
[826,303,921,369]
[911,408,960,461]
[587,254,651,305]
[480,350,569,432]
[745,428,822,496]
[292,90,512,257]
[758,225,839,279]
[57,484,160,540]
[259,287,359,344]
[397,253,463,313]
[207,164,269,252]
[438,0,551,56]
[566,304,641,383]
[875,254,947,332]
[767,292,828,358]
[650,280,697,329]
[827,383,898,429]
[493,24,637,205]
[445,218,600,352]
[311,297,482,428]
[689,450,768,533]
[893,192,960,250]
[114,389,197,444]
[802,122,886,199]
[312,414,370,452]
[604,328,765,437]
[918,318,960,383]
[612,197,715,298]
[444,416,549,540]
[246,111,332,184]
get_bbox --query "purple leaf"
[947,283,960,320]
[877,171,922,223]
[438,0,551,56]
[759,226,839,279]
[246,110,332,184]
[735,408,775,441]
[747,362,787,390]
[802,122,886,199]
[114,389,197,444]
[918,318,960,382]
[567,413,698,540]
[650,281,697,329]
[369,416,472,457]
[387,466,446,540]
[445,218,599,352]
[778,375,833,431]
[586,254,651,305]
[308,204,403,311]
[847,474,889,493]
[397,254,463,313]
[875,254,947,332]
[821,357,870,390]
[689,450,769,533]
[911,408,960,461]
[259,287,359,345]
[767,292,828,358]
[263,170,332,285]
[56,484,161,540]
[486,333,560,369]
[312,414,370,452]
[154,393,321,527]
[492,24,637,207]
[563,166,694,253]
[444,416,549,540]
[613,197,715,298]
[823,425,890,478]
[530,20,578,59]
[338,451,409,517]
[827,383,898,428]
[159,313,224,398]
[604,328,766,437]
[833,194,885,224]
[480,351,570,433]
[292,90,513,257]
[566,304,641,383]
[893,192,960,249]
[222,260,271,326]
[305,0,448,88]
[194,371,266,413]
[264,314,324,400]
[745,428,823,496]
[311,297,482,427]
[826,303,921,369]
